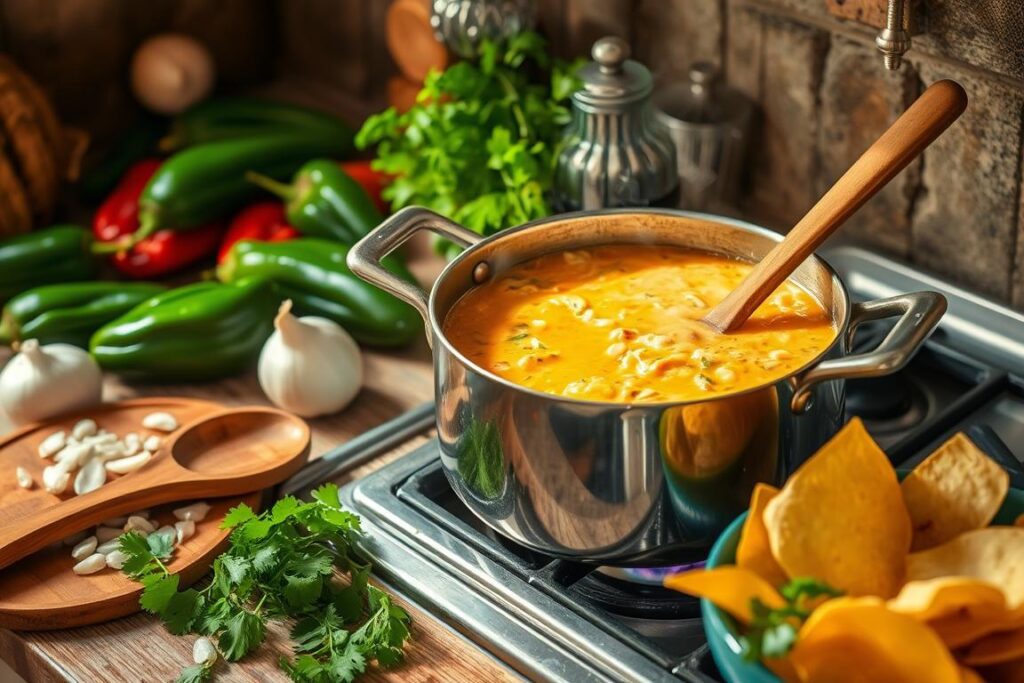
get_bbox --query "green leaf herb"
[356,31,583,256]
[739,577,842,662]
[456,418,506,499]
[119,485,411,682]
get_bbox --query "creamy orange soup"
[444,245,837,403]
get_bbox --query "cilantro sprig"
[739,577,842,661]
[119,484,410,683]
[356,31,583,256]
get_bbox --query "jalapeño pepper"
[0,225,99,304]
[0,281,165,348]
[246,159,383,245]
[90,278,278,381]
[217,238,420,347]
[137,132,353,240]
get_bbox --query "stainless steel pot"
[349,207,946,564]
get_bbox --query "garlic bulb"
[130,33,215,115]
[258,300,363,417]
[0,340,102,425]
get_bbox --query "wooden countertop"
[0,254,524,682]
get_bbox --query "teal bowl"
[702,483,1024,683]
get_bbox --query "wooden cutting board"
[0,397,263,630]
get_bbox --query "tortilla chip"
[888,576,1006,621]
[959,666,986,683]
[929,608,1024,649]
[763,418,911,597]
[663,566,784,624]
[902,432,1009,551]
[963,626,1024,666]
[787,596,960,683]
[907,527,1024,609]
[736,483,789,587]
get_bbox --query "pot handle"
[790,291,947,413]
[347,207,482,334]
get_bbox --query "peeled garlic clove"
[15,466,32,489]
[42,466,69,494]
[55,443,94,470]
[125,515,155,533]
[173,502,211,522]
[63,531,88,546]
[72,553,107,575]
[71,419,97,441]
[193,636,218,665]
[257,300,363,417]
[143,435,161,452]
[105,451,152,474]
[74,459,106,495]
[175,519,196,544]
[105,550,127,570]
[71,535,98,560]
[96,538,123,554]
[95,526,123,542]
[103,516,127,527]
[154,525,177,545]
[122,433,141,456]
[142,412,177,432]
[38,430,66,458]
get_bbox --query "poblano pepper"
[90,278,279,381]
[0,281,165,348]
[246,159,383,245]
[0,225,99,304]
[217,238,420,347]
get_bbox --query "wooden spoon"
[0,406,310,570]
[703,79,967,333]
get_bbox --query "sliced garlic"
[74,459,106,495]
[71,535,98,560]
[122,433,141,456]
[142,412,178,432]
[105,550,127,570]
[173,502,211,522]
[42,466,69,494]
[175,519,196,544]
[72,553,106,575]
[105,451,152,475]
[38,431,66,459]
[142,435,161,452]
[71,419,97,441]
[55,443,94,470]
[15,466,32,489]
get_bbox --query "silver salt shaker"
[553,37,678,212]
[653,62,754,212]
[430,0,536,58]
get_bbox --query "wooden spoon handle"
[704,79,967,333]
[0,460,186,571]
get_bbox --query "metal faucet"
[876,0,912,69]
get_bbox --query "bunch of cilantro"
[740,577,842,661]
[356,31,582,256]
[119,484,409,683]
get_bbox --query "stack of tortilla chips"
[667,418,1023,683]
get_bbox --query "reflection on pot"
[661,388,779,539]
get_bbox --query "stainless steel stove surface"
[338,246,1024,683]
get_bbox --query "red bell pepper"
[339,160,390,214]
[217,202,299,264]
[93,158,224,278]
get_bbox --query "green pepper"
[0,281,166,348]
[137,132,353,239]
[90,278,279,381]
[246,159,382,245]
[0,225,99,304]
[217,238,420,347]
[160,98,354,152]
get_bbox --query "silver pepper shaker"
[430,0,536,58]
[553,37,678,212]
[653,62,754,212]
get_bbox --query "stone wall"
[623,0,1024,306]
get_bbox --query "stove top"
[335,246,1024,683]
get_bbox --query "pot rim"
[428,208,851,410]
